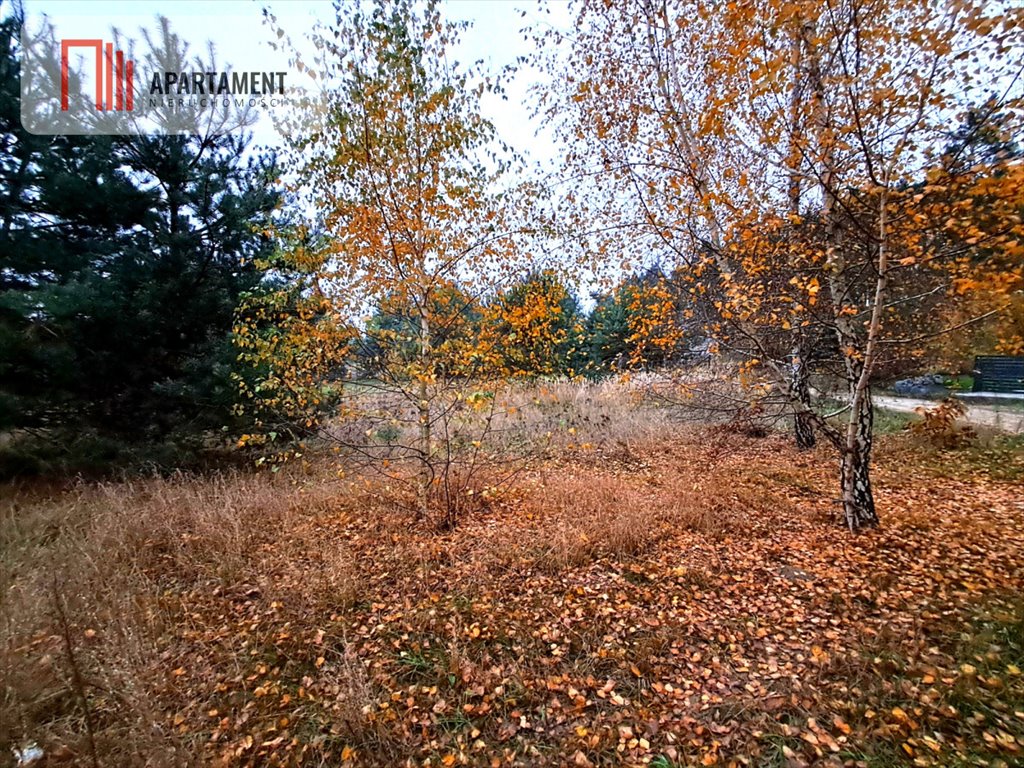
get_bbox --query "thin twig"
[51,578,100,768]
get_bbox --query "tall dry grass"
[491,378,679,452]
[0,378,787,764]
[0,469,369,764]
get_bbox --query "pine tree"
[0,12,279,471]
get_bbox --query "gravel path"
[872,394,1024,434]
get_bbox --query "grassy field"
[2,383,1023,767]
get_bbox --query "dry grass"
[426,428,769,592]
[491,378,678,453]
[0,382,696,763]
[532,477,659,570]
[0,469,376,764]
[6,379,1014,766]
[513,467,745,573]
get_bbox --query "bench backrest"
[973,356,1024,393]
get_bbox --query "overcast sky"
[22,0,568,164]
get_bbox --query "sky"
[21,0,569,164]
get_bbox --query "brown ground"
[2,425,1022,767]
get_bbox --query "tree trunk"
[800,19,880,530]
[794,409,816,450]
[417,309,431,519]
[790,345,816,450]
[839,388,878,530]
[785,25,814,451]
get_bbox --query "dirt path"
[873,394,1024,434]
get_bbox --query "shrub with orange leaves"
[910,398,977,449]
[235,0,540,519]
[478,270,587,379]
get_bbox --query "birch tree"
[540,0,1024,529]
[237,0,532,520]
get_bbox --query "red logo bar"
[60,38,133,112]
